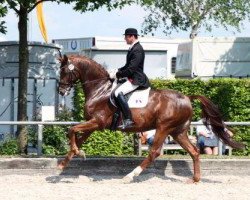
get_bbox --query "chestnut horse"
[58,54,244,182]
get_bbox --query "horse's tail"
[189,95,245,149]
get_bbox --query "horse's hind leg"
[123,129,167,182]
[173,129,200,183]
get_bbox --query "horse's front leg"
[58,119,99,170]
[73,132,92,159]
[123,129,166,183]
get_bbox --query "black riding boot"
[116,92,134,129]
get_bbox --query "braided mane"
[67,55,109,77]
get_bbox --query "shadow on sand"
[45,158,204,184]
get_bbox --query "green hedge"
[1,79,247,156]
[81,130,134,156]
[72,78,249,156]
[2,78,247,156]
[0,139,19,155]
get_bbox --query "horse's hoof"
[122,175,133,184]
[78,150,86,160]
[57,163,65,170]
[186,178,199,184]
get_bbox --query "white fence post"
[218,140,223,156]
[37,124,43,156]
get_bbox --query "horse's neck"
[75,56,111,101]
[83,80,112,103]
[81,75,110,99]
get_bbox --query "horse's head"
[58,54,80,96]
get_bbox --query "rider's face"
[124,35,135,45]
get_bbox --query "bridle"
[59,62,111,90]
[59,63,80,89]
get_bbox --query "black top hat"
[124,28,139,36]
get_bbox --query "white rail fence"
[0,121,249,156]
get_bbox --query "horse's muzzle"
[58,87,71,96]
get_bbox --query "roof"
[0,41,60,49]
[53,36,190,52]
[0,41,60,78]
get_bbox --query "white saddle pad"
[111,79,151,108]
[127,87,150,108]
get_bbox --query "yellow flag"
[36,0,48,43]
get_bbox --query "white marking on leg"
[125,166,143,180]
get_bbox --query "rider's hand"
[116,71,122,79]
[109,69,118,79]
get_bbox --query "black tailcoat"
[116,42,150,88]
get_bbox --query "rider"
[112,28,150,129]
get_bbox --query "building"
[0,41,72,140]
[176,37,250,78]
[53,36,188,79]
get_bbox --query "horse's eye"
[61,67,67,73]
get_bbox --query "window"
[171,57,176,74]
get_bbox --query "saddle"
[109,79,151,108]
[109,79,151,130]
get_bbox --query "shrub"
[41,108,72,155]
[42,125,69,155]
[81,130,122,156]
[0,138,19,155]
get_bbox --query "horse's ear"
[57,57,63,63]
[57,49,63,62]
[58,54,68,66]
[63,54,68,63]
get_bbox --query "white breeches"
[114,80,139,97]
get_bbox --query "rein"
[82,77,110,85]
[59,59,112,90]
[59,73,110,87]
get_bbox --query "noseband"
[59,63,79,89]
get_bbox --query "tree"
[0,4,7,34]
[140,0,250,38]
[0,0,133,154]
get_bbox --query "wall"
[0,42,72,141]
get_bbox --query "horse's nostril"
[58,88,65,96]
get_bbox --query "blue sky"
[1,2,250,42]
